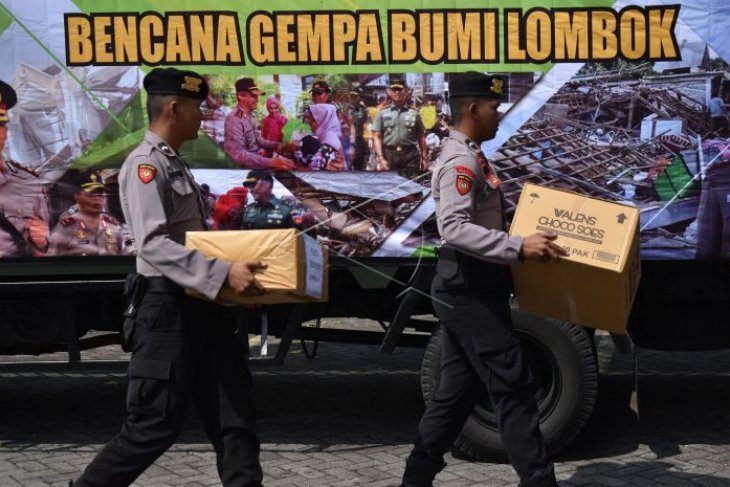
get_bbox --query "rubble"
[491,69,730,254]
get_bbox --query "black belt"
[385,145,418,153]
[145,276,183,294]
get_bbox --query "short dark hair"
[146,94,176,122]
[449,96,481,124]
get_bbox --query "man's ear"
[468,101,479,118]
[168,99,179,120]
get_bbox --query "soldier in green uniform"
[48,169,125,256]
[371,77,428,178]
[240,170,295,230]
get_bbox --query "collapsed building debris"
[491,69,730,256]
[277,171,429,257]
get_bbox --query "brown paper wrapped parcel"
[185,229,328,305]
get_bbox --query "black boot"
[519,466,559,487]
[400,454,446,487]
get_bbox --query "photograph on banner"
[0,62,140,258]
[490,25,730,260]
[0,68,535,259]
[194,169,433,258]
[200,72,537,178]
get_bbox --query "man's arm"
[121,155,232,300]
[437,156,523,264]
[223,114,292,169]
[417,120,429,171]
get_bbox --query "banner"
[1,0,729,260]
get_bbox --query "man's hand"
[520,232,568,262]
[28,216,49,249]
[270,157,296,170]
[227,261,268,295]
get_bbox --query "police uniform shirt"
[119,131,230,300]
[0,159,49,257]
[242,196,294,230]
[48,205,123,256]
[432,129,523,264]
[371,104,424,149]
[223,108,278,168]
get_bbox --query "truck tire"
[420,308,598,460]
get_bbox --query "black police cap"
[243,169,274,187]
[77,169,105,193]
[143,68,209,100]
[449,72,506,99]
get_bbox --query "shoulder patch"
[455,171,473,196]
[137,164,157,184]
[60,216,75,226]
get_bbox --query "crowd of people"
[219,76,452,177]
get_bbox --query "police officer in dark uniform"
[71,68,268,487]
[240,169,295,230]
[399,72,567,487]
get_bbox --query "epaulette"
[101,213,120,225]
[155,142,176,157]
[60,216,76,226]
[5,160,38,177]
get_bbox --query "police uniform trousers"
[74,277,262,487]
[405,248,551,484]
[384,145,421,178]
[697,162,730,259]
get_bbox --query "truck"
[1,0,729,461]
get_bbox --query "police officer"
[240,169,295,229]
[0,79,50,257]
[71,68,268,487]
[48,169,124,256]
[371,77,428,177]
[223,77,295,170]
[399,72,568,487]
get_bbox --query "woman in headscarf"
[260,95,288,157]
[295,103,345,171]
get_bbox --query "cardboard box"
[185,229,328,305]
[509,183,641,333]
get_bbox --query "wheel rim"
[469,330,563,427]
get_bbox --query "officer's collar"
[144,131,178,157]
[388,103,409,111]
[259,195,277,208]
[449,129,482,154]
